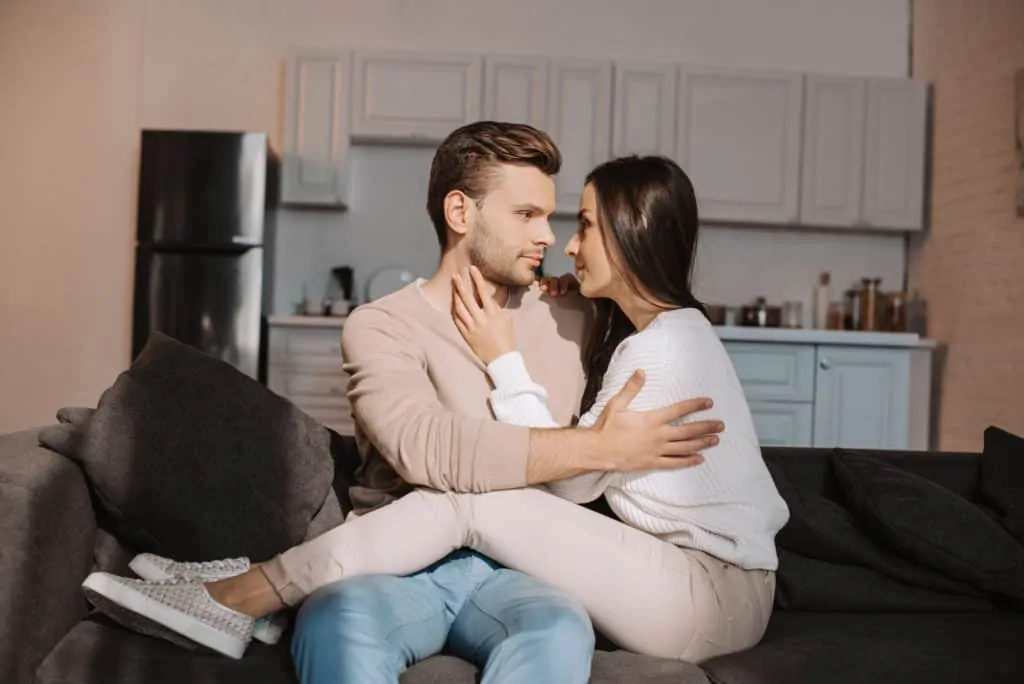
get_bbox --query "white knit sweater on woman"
[487,307,789,570]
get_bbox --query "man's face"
[466,164,556,287]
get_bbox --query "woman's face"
[565,183,616,299]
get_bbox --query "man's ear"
[444,190,474,238]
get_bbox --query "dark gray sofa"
[2,427,1022,684]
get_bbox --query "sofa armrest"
[0,428,97,684]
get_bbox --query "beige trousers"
[261,487,775,662]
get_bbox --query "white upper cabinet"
[612,62,676,158]
[483,56,548,129]
[862,78,928,231]
[546,59,613,214]
[676,66,803,224]
[800,75,866,227]
[281,53,352,207]
[351,51,482,143]
[801,75,928,231]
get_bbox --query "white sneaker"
[82,572,254,659]
[129,552,288,645]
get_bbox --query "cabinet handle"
[820,358,832,370]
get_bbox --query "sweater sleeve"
[341,306,530,493]
[485,352,561,428]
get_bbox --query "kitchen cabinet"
[748,401,814,447]
[351,51,482,143]
[546,59,613,214]
[799,75,865,227]
[612,62,676,158]
[862,78,928,230]
[676,67,802,224]
[800,75,928,230]
[812,346,926,450]
[483,56,548,129]
[267,319,354,436]
[722,336,932,450]
[281,53,352,207]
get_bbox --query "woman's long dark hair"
[579,156,707,414]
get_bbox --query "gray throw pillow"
[43,332,341,563]
[832,450,1024,605]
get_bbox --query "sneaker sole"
[129,556,280,646]
[82,574,248,659]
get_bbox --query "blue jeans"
[291,550,594,684]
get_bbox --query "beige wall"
[0,0,910,433]
[0,0,142,433]
[909,0,1024,449]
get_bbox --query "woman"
[83,155,789,663]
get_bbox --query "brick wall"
[909,0,1024,450]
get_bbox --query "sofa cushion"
[44,332,341,564]
[832,450,1024,604]
[36,617,710,684]
[701,611,1024,684]
[35,616,297,684]
[767,460,987,606]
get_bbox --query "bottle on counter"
[859,277,883,331]
[813,272,831,329]
[826,301,845,330]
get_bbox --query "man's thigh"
[446,568,595,684]
[291,550,502,684]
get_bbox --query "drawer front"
[283,371,350,399]
[724,343,815,402]
[266,362,354,436]
[269,327,344,370]
[748,401,813,447]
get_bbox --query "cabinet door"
[748,401,813,447]
[800,75,866,227]
[351,51,482,143]
[612,62,676,158]
[862,78,928,230]
[723,342,816,402]
[547,59,613,214]
[813,347,910,449]
[676,67,802,224]
[282,53,352,206]
[483,56,548,129]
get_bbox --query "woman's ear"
[444,190,473,238]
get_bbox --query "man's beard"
[466,217,535,287]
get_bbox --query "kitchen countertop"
[268,315,936,349]
[268,315,347,328]
[713,326,937,348]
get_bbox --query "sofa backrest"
[329,432,984,510]
[761,447,982,503]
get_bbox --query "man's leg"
[291,550,501,684]
[446,569,594,684]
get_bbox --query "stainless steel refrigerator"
[132,130,278,380]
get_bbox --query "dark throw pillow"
[832,450,1024,604]
[48,332,341,563]
[980,426,1024,544]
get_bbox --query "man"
[289,121,721,683]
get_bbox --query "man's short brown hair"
[426,121,561,248]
